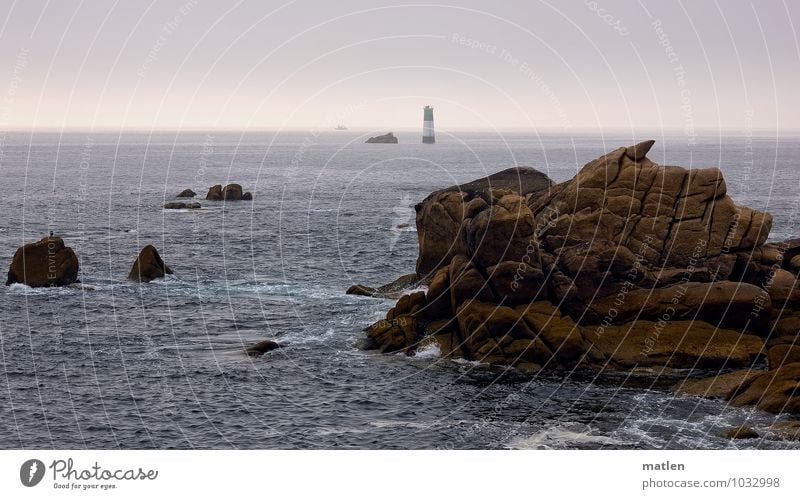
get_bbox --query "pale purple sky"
[0,0,797,130]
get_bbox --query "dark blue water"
[1,129,799,449]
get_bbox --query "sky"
[0,0,797,131]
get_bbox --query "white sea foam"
[509,424,624,449]
[412,342,441,359]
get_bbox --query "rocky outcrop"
[223,183,243,200]
[128,245,173,283]
[206,185,223,201]
[366,132,398,144]
[414,166,553,277]
[6,236,80,287]
[363,140,800,414]
[206,184,251,201]
[177,189,196,198]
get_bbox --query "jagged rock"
[362,141,800,415]
[128,245,173,283]
[625,139,655,161]
[177,189,196,198]
[206,185,223,201]
[6,236,79,287]
[246,339,282,356]
[366,132,398,144]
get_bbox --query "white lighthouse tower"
[422,105,435,144]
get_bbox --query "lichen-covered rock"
[6,236,79,287]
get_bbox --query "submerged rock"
[362,140,800,415]
[720,426,759,440]
[366,132,398,144]
[346,273,422,299]
[128,245,173,283]
[346,284,378,297]
[246,339,282,356]
[164,202,201,209]
[6,236,80,287]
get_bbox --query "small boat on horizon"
[334,124,348,130]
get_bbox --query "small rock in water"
[164,202,187,209]
[6,236,80,287]
[720,426,759,440]
[206,184,223,201]
[346,284,377,297]
[177,189,196,198]
[396,223,410,229]
[246,340,282,356]
[223,183,243,200]
[128,245,173,283]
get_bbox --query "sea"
[1,128,799,449]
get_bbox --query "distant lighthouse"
[422,105,435,144]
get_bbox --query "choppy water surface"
[1,129,799,449]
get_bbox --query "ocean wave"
[509,423,625,449]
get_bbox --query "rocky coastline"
[361,141,800,417]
